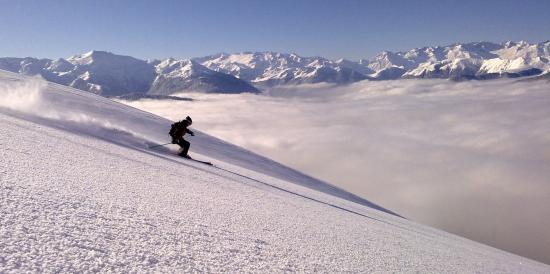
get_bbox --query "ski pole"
[148,142,172,149]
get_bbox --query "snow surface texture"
[120,79,550,265]
[1,41,549,97]
[1,71,549,272]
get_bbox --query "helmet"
[186,116,192,125]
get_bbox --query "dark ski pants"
[177,138,190,156]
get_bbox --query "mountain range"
[0,40,548,96]
[0,51,259,97]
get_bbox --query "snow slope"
[1,70,548,272]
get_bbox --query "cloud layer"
[120,78,550,264]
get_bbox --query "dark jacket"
[174,120,194,139]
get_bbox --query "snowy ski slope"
[1,70,548,272]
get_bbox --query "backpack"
[169,121,184,139]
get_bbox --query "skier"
[169,116,195,159]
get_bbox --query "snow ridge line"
[210,164,439,239]
[209,164,512,257]
[138,146,438,240]
[68,132,437,241]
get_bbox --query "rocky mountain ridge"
[196,41,549,84]
[1,40,548,96]
[0,51,258,96]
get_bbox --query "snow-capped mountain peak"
[67,50,135,66]
[154,58,208,76]
[149,57,259,95]
[195,51,369,85]
[1,40,549,96]
[0,51,258,96]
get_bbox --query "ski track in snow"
[1,71,549,272]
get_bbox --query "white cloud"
[119,78,550,264]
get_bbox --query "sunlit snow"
[1,70,549,272]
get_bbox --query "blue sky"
[1,0,549,60]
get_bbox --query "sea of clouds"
[120,78,550,264]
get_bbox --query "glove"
[171,138,177,144]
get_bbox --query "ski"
[146,142,213,166]
[186,158,213,166]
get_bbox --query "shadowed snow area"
[1,70,549,272]
[0,71,391,216]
